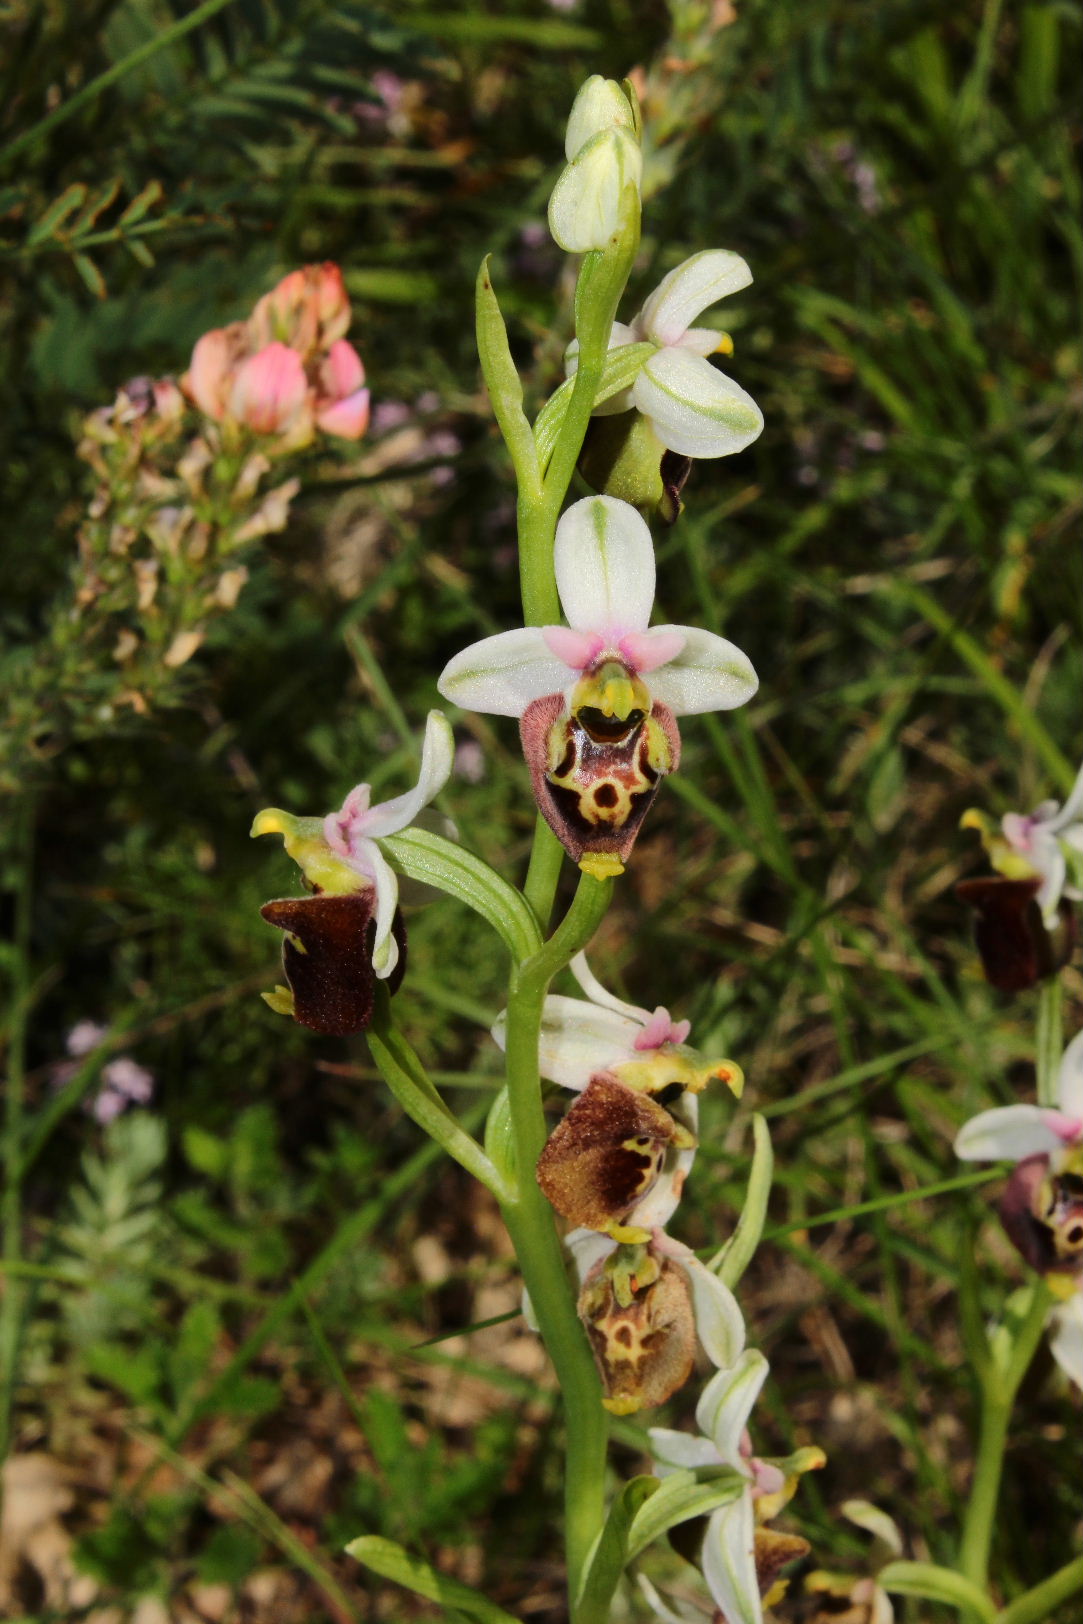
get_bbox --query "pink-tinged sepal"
[521,679,680,876]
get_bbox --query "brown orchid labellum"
[578,1245,696,1415]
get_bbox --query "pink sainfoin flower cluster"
[183,264,371,450]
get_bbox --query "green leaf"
[475,256,541,500]
[117,178,164,228]
[879,1561,997,1620]
[576,1476,658,1624]
[345,1534,520,1624]
[534,342,654,473]
[379,827,542,964]
[625,1468,745,1562]
[26,183,87,245]
[73,251,107,299]
[711,1113,773,1288]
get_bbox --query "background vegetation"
[1,0,1080,1618]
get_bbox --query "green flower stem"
[996,1555,1083,1624]
[523,816,566,933]
[958,1281,1051,1598]
[501,872,614,1608]
[1035,977,1062,1108]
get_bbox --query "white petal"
[548,128,642,254]
[649,1429,724,1480]
[1048,1291,1083,1392]
[365,839,401,979]
[702,1495,762,1624]
[1047,759,1083,832]
[362,711,454,838]
[638,250,753,346]
[687,1259,746,1368]
[1034,837,1067,923]
[1058,1028,1083,1119]
[564,76,634,160]
[633,348,763,459]
[636,1575,704,1624]
[677,326,731,358]
[953,1105,1063,1162]
[554,495,656,635]
[645,625,758,717]
[569,951,650,1023]
[694,1350,770,1469]
[437,628,569,718]
[492,995,640,1090]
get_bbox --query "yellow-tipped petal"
[960,807,991,833]
[252,805,367,895]
[714,333,734,356]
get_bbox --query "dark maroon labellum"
[999,1153,1083,1278]
[955,876,1076,992]
[260,892,406,1036]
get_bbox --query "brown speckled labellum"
[260,892,406,1037]
[999,1153,1083,1277]
[536,1071,694,1236]
[520,693,680,869]
[578,1254,696,1414]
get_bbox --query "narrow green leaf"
[711,1114,773,1288]
[117,178,164,228]
[345,1534,521,1624]
[534,342,654,472]
[576,1476,657,1624]
[70,178,121,236]
[379,827,542,964]
[26,183,87,245]
[880,1561,997,1620]
[476,256,541,499]
[625,1468,745,1562]
[73,251,107,299]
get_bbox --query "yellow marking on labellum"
[579,852,625,880]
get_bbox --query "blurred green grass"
[1,0,1080,1618]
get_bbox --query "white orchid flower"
[954,1028,1083,1166]
[565,250,763,458]
[437,496,757,874]
[645,1352,822,1624]
[1000,760,1083,924]
[548,76,642,253]
[253,710,454,984]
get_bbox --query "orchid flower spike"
[566,249,763,459]
[962,759,1083,926]
[251,711,453,1033]
[438,495,757,876]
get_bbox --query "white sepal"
[437,626,570,718]
[632,346,764,459]
[953,1104,1063,1163]
[695,1350,770,1470]
[1058,1028,1083,1119]
[548,127,642,254]
[638,250,753,347]
[686,1258,746,1369]
[491,995,641,1091]
[564,75,635,160]
[1048,1289,1083,1392]
[644,626,759,717]
[362,711,454,838]
[367,840,402,980]
[702,1494,762,1624]
[555,495,655,634]
[647,1426,723,1478]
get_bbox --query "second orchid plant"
[249,76,1083,1624]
